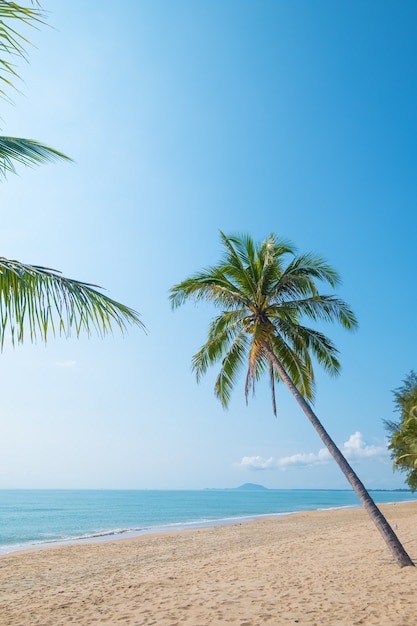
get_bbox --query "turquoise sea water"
[1,489,416,555]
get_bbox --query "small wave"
[2,496,415,556]
[0,513,294,555]
[0,527,145,555]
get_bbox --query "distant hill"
[235,483,268,491]
[204,483,269,491]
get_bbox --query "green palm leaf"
[214,330,251,407]
[0,137,71,179]
[0,0,45,102]
[0,257,144,348]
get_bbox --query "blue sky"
[0,0,416,490]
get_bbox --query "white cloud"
[341,431,386,459]
[276,448,331,469]
[236,432,388,471]
[238,456,276,470]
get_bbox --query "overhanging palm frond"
[0,258,144,348]
[0,0,45,101]
[0,137,71,179]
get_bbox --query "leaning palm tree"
[170,231,414,568]
[0,258,144,346]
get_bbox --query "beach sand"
[0,502,416,625]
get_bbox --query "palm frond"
[192,310,245,381]
[0,258,144,347]
[244,338,267,404]
[0,136,71,179]
[219,231,258,300]
[214,331,250,408]
[282,253,341,288]
[0,0,45,101]
[276,295,358,330]
[170,267,251,311]
[276,318,341,377]
[268,332,315,401]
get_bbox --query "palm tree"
[170,231,414,568]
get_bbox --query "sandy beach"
[0,502,416,625]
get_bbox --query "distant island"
[205,483,268,491]
[235,483,268,491]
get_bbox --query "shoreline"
[2,491,416,557]
[1,509,300,556]
[0,503,377,557]
[1,502,416,625]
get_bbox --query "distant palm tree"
[170,231,414,568]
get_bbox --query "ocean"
[1,488,416,556]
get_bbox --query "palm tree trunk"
[261,341,414,568]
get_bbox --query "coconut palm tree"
[170,231,414,568]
